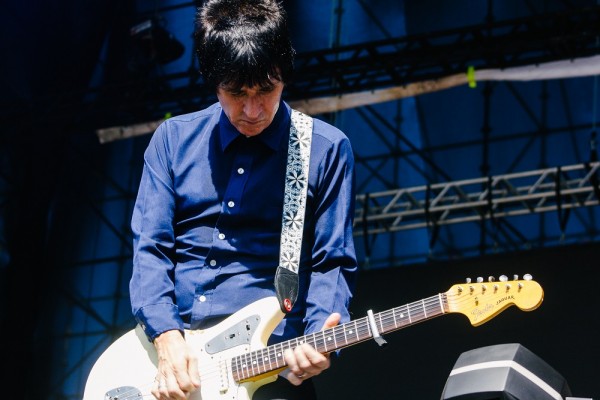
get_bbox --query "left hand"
[280,313,341,385]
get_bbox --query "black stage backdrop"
[314,242,600,399]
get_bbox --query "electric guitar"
[83,274,543,400]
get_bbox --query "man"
[129,0,358,399]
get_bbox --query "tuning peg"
[466,277,471,283]
[523,273,533,281]
[488,276,495,282]
[499,275,508,282]
[477,277,483,283]
[513,274,519,280]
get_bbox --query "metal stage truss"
[354,162,600,235]
[88,4,600,134]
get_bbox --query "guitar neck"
[231,293,448,381]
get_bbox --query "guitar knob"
[477,277,483,283]
[513,274,519,280]
[499,275,508,282]
[466,277,472,283]
[488,276,495,282]
[523,274,533,281]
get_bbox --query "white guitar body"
[84,276,545,400]
[83,296,285,400]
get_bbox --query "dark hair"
[195,0,295,91]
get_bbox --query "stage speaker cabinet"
[440,343,573,400]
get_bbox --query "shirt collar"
[219,100,290,152]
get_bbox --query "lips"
[241,119,262,126]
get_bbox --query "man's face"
[217,80,284,137]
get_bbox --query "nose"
[243,95,262,119]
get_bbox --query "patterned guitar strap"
[274,109,313,313]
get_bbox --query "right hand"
[152,330,201,399]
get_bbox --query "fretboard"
[231,293,448,381]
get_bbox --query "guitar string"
[257,283,526,372]
[235,284,526,378]
[105,284,526,398]
[374,285,525,336]
[104,311,453,398]
[234,294,451,379]
[236,285,521,379]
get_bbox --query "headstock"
[445,274,543,326]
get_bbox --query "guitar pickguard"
[204,315,261,354]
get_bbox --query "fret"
[331,326,338,349]
[308,332,317,350]
[356,319,365,340]
[269,347,275,369]
[408,301,423,321]
[396,305,408,328]
[359,318,369,341]
[259,347,268,373]
[375,311,389,334]
[320,330,326,352]
[343,322,348,345]
[348,320,358,344]
[250,351,258,376]
[242,351,251,380]
[275,342,284,369]
[383,310,394,333]
[318,331,327,353]
[305,332,315,352]
[254,349,262,374]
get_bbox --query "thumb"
[322,312,341,330]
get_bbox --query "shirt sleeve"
[129,121,183,342]
[303,131,358,336]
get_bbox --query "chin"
[238,125,265,137]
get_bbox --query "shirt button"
[227,200,235,208]
[209,259,217,267]
[218,233,225,240]
[237,167,245,174]
[198,295,206,302]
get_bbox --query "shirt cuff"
[134,303,184,342]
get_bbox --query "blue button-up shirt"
[130,101,358,345]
